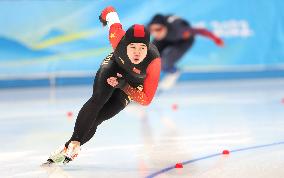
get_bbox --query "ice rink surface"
[0,79,284,178]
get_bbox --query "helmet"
[148,14,167,26]
[114,24,151,78]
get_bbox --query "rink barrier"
[146,141,284,178]
[0,69,284,88]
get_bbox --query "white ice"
[0,79,284,178]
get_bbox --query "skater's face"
[127,43,148,64]
[149,24,167,41]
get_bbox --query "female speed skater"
[148,14,224,73]
[43,6,161,165]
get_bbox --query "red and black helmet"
[124,24,150,47]
[114,24,153,78]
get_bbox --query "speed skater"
[43,6,161,165]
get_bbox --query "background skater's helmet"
[148,14,167,26]
[114,24,153,79]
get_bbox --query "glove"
[107,73,127,89]
[214,38,224,47]
[99,15,107,27]
[99,6,116,27]
[114,76,127,89]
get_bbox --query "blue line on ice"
[146,141,284,178]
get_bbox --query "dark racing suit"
[65,8,161,147]
[151,15,223,72]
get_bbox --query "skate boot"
[62,141,80,164]
[42,146,68,166]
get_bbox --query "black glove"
[99,15,107,27]
[115,76,127,89]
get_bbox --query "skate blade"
[41,159,55,167]
[63,157,72,164]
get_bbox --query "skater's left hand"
[215,38,224,47]
[107,73,127,89]
[99,15,107,27]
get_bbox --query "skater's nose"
[134,49,141,55]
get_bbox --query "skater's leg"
[43,54,119,164]
[66,78,113,143]
[66,54,119,145]
[161,38,194,72]
[80,90,129,145]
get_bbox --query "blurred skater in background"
[148,14,224,90]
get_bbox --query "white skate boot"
[62,141,81,164]
[42,146,68,166]
[42,142,80,166]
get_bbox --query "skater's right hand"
[107,73,127,89]
[99,6,116,27]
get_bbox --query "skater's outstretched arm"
[100,6,125,49]
[190,28,224,46]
